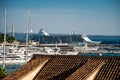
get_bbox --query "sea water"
[78,53,120,57]
[88,35,120,44]
[0,64,23,73]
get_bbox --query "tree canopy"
[0,33,15,43]
[0,68,8,79]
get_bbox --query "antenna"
[3,8,7,68]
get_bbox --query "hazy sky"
[0,0,120,35]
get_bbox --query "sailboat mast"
[25,8,29,64]
[3,8,7,68]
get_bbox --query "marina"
[0,40,120,65]
[0,0,120,80]
[0,36,120,75]
[0,27,120,73]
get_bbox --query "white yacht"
[33,47,61,55]
[41,43,79,55]
[60,51,78,55]
[75,43,99,51]
[0,57,31,65]
[0,45,32,64]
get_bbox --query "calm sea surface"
[0,64,23,73]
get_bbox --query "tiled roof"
[94,57,120,80]
[3,55,120,80]
[34,56,88,80]
[3,55,50,80]
[66,59,105,80]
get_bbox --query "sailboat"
[0,8,31,65]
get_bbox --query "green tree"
[0,68,8,78]
[0,33,15,43]
[0,34,4,43]
[7,35,15,43]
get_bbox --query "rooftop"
[3,55,120,80]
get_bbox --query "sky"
[0,0,120,35]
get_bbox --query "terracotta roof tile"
[3,55,50,80]
[34,56,88,80]
[66,59,105,80]
[3,55,120,80]
[94,57,120,80]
